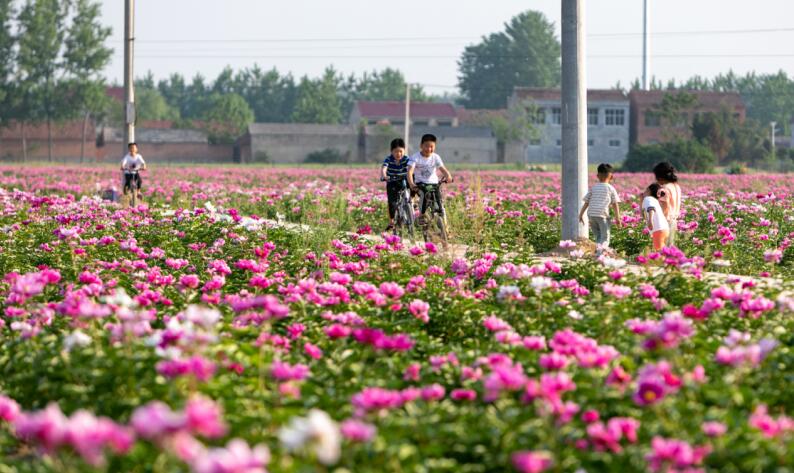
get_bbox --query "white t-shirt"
[121,153,146,171]
[642,196,669,233]
[409,152,444,184]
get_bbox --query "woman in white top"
[643,183,670,251]
[653,162,682,246]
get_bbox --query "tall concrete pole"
[561,0,588,241]
[642,0,650,89]
[123,0,136,152]
[404,83,411,153]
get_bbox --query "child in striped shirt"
[579,163,622,255]
[381,138,410,232]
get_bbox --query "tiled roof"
[513,87,628,102]
[356,101,457,118]
[628,90,744,108]
[0,120,94,140]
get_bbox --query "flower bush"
[0,166,791,472]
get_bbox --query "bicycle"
[382,178,415,241]
[122,169,141,207]
[415,179,448,246]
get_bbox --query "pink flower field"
[0,164,792,472]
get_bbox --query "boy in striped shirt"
[578,163,622,254]
[381,138,410,232]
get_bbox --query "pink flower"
[14,403,69,452]
[304,343,323,360]
[483,315,512,332]
[191,438,270,473]
[130,401,186,440]
[340,419,376,442]
[379,282,405,299]
[270,360,310,382]
[185,396,228,439]
[701,421,727,437]
[511,450,553,473]
[602,282,631,299]
[421,384,446,401]
[0,395,20,422]
[408,299,430,323]
[646,436,710,473]
[450,389,477,402]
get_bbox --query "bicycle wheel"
[130,188,137,207]
[434,213,448,246]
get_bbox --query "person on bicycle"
[407,134,453,223]
[120,142,146,201]
[381,138,410,232]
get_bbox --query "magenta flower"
[130,401,186,440]
[270,360,311,382]
[191,438,270,473]
[701,421,727,437]
[511,450,553,473]
[0,395,20,422]
[408,299,430,323]
[185,396,228,439]
[340,419,376,442]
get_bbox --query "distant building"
[98,126,233,163]
[0,120,98,162]
[238,123,359,164]
[350,101,459,127]
[628,90,745,146]
[508,87,630,164]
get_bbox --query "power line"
[107,26,794,44]
[116,53,794,59]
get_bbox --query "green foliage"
[622,139,716,174]
[132,87,180,122]
[0,0,13,115]
[304,147,349,164]
[292,67,344,124]
[458,10,560,109]
[200,92,254,144]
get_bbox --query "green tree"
[622,139,716,174]
[691,110,733,164]
[653,91,697,141]
[0,0,14,126]
[291,67,343,124]
[466,100,539,163]
[62,0,112,162]
[16,0,69,161]
[458,10,560,109]
[355,68,429,102]
[134,88,180,122]
[200,93,254,144]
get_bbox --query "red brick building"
[349,101,459,127]
[0,120,99,162]
[629,90,745,146]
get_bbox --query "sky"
[98,0,794,96]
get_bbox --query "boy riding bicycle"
[381,138,411,232]
[407,134,453,224]
[120,142,147,201]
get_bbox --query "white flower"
[104,288,134,308]
[559,240,577,249]
[180,305,221,329]
[530,276,553,293]
[204,201,217,214]
[712,259,731,267]
[63,330,92,351]
[601,256,626,269]
[568,310,583,320]
[279,409,341,465]
[238,216,262,232]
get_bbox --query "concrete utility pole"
[771,121,777,159]
[642,0,650,90]
[404,83,411,153]
[123,0,136,152]
[561,0,588,241]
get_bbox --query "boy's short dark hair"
[390,138,406,150]
[128,142,137,148]
[597,163,613,176]
[420,134,437,144]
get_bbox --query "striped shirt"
[583,182,620,218]
[382,155,409,182]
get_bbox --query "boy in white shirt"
[579,163,622,254]
[642,183,670,251]
[120,142,146,200]
[407,134,453,218]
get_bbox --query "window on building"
[675,112,689,127]
[391,121,404,126]
[529,107,546,124]
[413,120,429,126]
[529,139,541,146]
[587,139,594,147]
[644,111,661,127]
[555,139,562,147]
[437,120,453,127]
[609,139,621,147]
[588,108,599,126]
[551,107,561,125]
[605,109,625,126]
